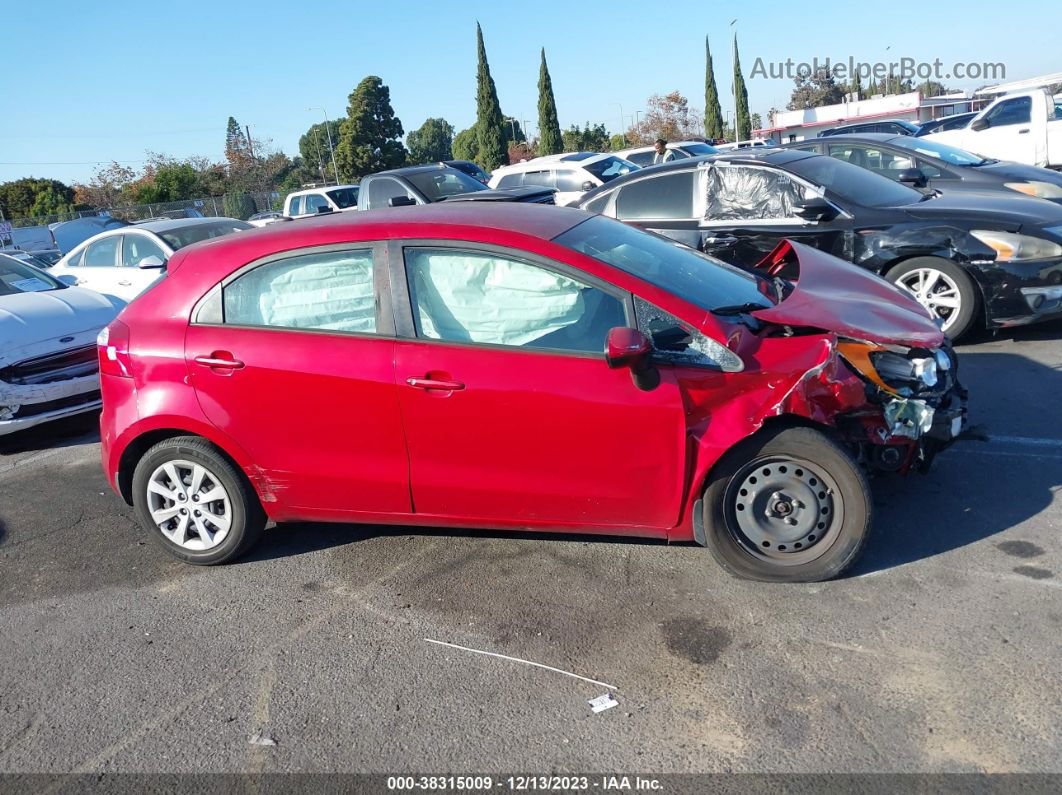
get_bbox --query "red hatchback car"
[98,204,966,582]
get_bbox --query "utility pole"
[311,125,325,183]
[308,107,341,185]
[245,125,255,159]
[611,102,626,146]
[508,118,518,143]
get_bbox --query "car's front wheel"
[886,257,978,341]
[702,426,872,583]
[132,436,266,565]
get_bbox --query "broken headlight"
[870,351,938,390]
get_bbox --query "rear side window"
[497,174,523,188]
[223,249,376,334]
[615,171,695,220]
[626,151,655,166]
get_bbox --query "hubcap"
[896,268,962,332]
[146,459,232,551]
[724,456,844,566]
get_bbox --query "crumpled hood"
[750,240,945,348]
[901,190,1062,230]
[0,286,120,358]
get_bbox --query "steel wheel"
[895,267,962,332]
[722,455,844,567]
[146,459,232,551]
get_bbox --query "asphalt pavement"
[1,321,1060,775]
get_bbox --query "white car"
[50,218,251,303]
[283,185,360,218]
[612,140,720,166]
[489,153,639,206]
[0,254,120,435]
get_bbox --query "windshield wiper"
[712,302,772,316]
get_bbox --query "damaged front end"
[749,239,969,475]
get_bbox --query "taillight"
[97,320,133,378]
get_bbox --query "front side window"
[827,144,914,178]
[366,178,411,210]
[584,156,638,184]
[497,174,523,188]
[304,194,330,213]
[121,235,168,267]
[406,169,485,200]
[703,164,808,221]
[327,187,359,208]
[985,96,1032,127]
[615,171,696,220]
[158,221,251,251]
[522,171,554,188]
[785,155,923,208]
[405,248,625,354]
[223,249,376,334]
[625,151,655,167]
[83,236,119,267]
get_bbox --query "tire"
[131,436,266,565]
[701,426,871,583]
[886,257,979,341]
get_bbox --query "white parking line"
[990,435,1062,449]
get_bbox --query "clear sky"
[2,0,1058,185]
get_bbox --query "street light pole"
[308,107,341,184]
[610,102,626,146]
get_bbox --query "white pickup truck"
[924,89,1062,169]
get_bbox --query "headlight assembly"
[838,342,941,395]
[970,230,1062,262]
[1004,181,1062,200]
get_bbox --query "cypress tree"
[474,23,509,170]
[733,35,751,142]
[334,76,407,181]
[704,37,724,141]
[537,48,563,155]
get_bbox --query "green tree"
[222,192,258,220]
[537,48,563,156]
[0,177,75,219]
[407,117,455,163]
[334,76,407,181]
[133,161,201,203]
[626,91,700,145]
[474,23,508,170]
[851,72,863,100]
[788,67,845,110]
[452,127,478,162]
[561,123,609,153]
[733,35,751,141]
[224,117,251,167]
[704,36,724,140]
[608,133,626,151]
[298,120,342,182]
[29,186,74,217]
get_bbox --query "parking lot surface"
[1,322,1060,775]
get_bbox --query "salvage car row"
[4,124,1062,584]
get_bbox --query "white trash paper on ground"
[588,693,619,714]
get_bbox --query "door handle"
[1018,128,1030,134]
[703,235,738,245]
[117,280,132,286]
[194,354,245,370]
[406,377,465,391]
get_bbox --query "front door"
[968,95,1037,164]
[185,245,410,517]
[391,244,688,532]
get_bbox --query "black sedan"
[575,149,1062,340]
[358,164,553,211]
[788,133,1062,203]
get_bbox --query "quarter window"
[223,249,376,333]
[83,236,119,267]
[287,195,303,216]
[615,171,695,220]
[404,248,626,354]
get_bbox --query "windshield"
[407,169,486,201]
[888,136,987,166]
[681,143,719,156]
[327,187,359,208]
[785,155,924,207]
[0,254,64,295]
[583,156,639,184]
[157,221,251,251]
[553,215,773,313]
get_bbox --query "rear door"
[185,243,410,517]
[390,242,688,532]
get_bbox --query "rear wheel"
[132,436,266,565]
[702,426,871,583]
[886,257,978,341]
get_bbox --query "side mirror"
[316,205,334,214]
[581,181,595,192]
[795,197,836,222]
[137,255,165,269]
[970,117,989,132]
[897,167,928,188]
[57,274,78,285]
[389,195,416,207]
[605,327,660,391]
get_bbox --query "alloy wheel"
[723,455,844,566]
[146,459,232,551]
[895,267,962,332]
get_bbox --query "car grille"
[0,345,98,385]
[8,390,102,419]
